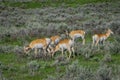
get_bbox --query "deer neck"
[105,31,111,38]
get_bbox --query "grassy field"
[1,52,120,80]
[0,0,118,8]
[0,0,120,80]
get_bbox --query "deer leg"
[68,48,72,59]
[47,48,51,56]
[34,48,38,57]
[83,39,85,45]
[47,48,51,53]
[100,40,103,45]
[52,51,55,57]
[72,37,75,42]
[64,50,68,58]
[92,37,95,46]
[61,48,64,57]
[102,39,105,45]
[71,47,75,58]
[95,39,99,46]
[95,39,100,50]
[82,36,85,45]
[43,47,47,56]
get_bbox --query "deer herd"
[24,28,114,59]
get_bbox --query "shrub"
[0,45,14,53]
[26,60,40,76]
[51,56,69,66]
[109,21,120,34]
[0,62,9,80]
[109,35,120,54]
[75,43,96,59]
[102,53,112,62]
[13,45,26,58]
[47,60,95,80]
[96,64,112,80]
[111,65,120,80]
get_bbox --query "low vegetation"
[0,0,120,80]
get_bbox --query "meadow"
[0,0,120,80]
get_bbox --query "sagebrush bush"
[51,56,69,66]
[0,62,11,80]
[96,64,112,80]
[109,21,120,34]
[13,46,26,58]
[75,43,96,59]
[111,65,120,80]
[109,36,120,54]
[47,60,120,80]
[47,60,95,80]
[102,53,112,62]
[65,60,95,80]
[27,60,40,75]
[0,45,14,53]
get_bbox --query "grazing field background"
[0,0,120,80]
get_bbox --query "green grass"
[0,52,120,80]
[109,54,120,65]
[0,53,60,80]
[0,0,118,9]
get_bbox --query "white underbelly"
[99,37,106,41]
[60,44,67,50]
[73,34,82,39]
[34,44,44,49]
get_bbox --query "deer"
[48,35,61,56]
[50,35,61,46]
[24,38,51,57]
[66,30,86,45]
[92,28,114,46]
[51,39,75,59]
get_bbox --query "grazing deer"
[49,35,61,51]
[24,38,51,57]
[92,29,114,46]
[52,39,75,59]
[66,30,85,45]
[50,35,61,46]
